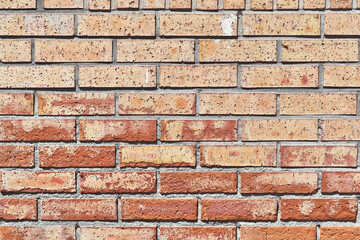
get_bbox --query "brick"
[321,227,360,239]
[280,93,357,115]
[322,119,360,141]
[201,199,277,221]
[160,172,237,193]
[118,0,139,8]
[41,199,117,221]
[0,66,75,89]
[0,93,33,115]
[0,226,75,240]
[241,226,317,240]
[35,40,112,63]
[304,0,325,9]
[120,145,196,167]
[78,14,155,36]
[0,0,36,9]
[322,172,360,194]
[121,198,197,221]
[160,65,237,88]
[241,172,318,194]
[80,120,156,142]
[0,145,34,168]
[0,172,75,193]
[281,145,357,167]
[199,40,277,62]
[89,0,110,10]
[39,145,115,168]
[277,0,298,9]
[161,120,238,142]
[160,227,236,240]
[169,0,191,9]
[251,0,273,10]
[324,65,360,87]
[38,93,115,116]
[118,93,195,115]
[197,0,218,10]
[282,40,359,62]
[223,0,245,9]
[200,145,277,167]
[243,14,320,36]
[80,227,156,240]
[241,65,319,88]
[143,0,164,9]
[242,119,318,141]
[117,40,194,62]
[281,199,357,221]
[43,0,83,8]
[0,14,74,36]
[79,65,156,88]
[331,0,352,9]
[0,119,75,142]
[0,40,31,62]
[80,172,156,193]
[160,14,237,36]
[326,14,360,36]
[0,198,37,220]
[199,93,276,115]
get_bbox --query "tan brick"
[324,65,360,87]
[199,40,277,62]
[322,172,360,194]
[80,227,156,240]
[43,0,83,8]
[282,40,359,62]
[251,0,273,10]
[169,0,191,9]
[242,119,318,141]
[321,227,360,239]
[223,0,245,9]
[304,0,325,9]
[0,226,75,239]
[280,93,357,115]
[0,0,36,9]
[89,0,110,10]
[326,14,360,36]
[277,0,298,9]
[160,227,236,240]
[242,65,319,88]
[118,0,139,8]
[241,227,317,240]
[38,93,115,116]
[118,93,195,115]
[35,40,112,63]
[200,145,277,167]
[0,66,75,89]
[143,0,165,9]
[0,40,31,62]
[0,93,33,115]
[243,14,320,36]
[331,0,352,9]
[160,14,237,37]
[0,145,34,168]
[196,0,218,10]
[117,40,194,62]
[120,145,196,167]
[79,65,156,88]
[0,198,37,220]
[160,65,237,88]
[78,14,155,37]
[322,119,360,141]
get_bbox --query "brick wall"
[0,0,360,239]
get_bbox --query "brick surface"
[251,0,273,10]
[160,227,236,240]
[322,172,360,193]
[0,93,33,115]
[324,65,360,87]
[322,119,360,141]
[304,0,325,9]
[241,226,317,240]
[43,0,83,8]
[89,0,110,10]
[0,198,37,220]
[277,0,298,9]
[0,145,34,168]
[118,0,139,9]
[0,226,75,239]
[80,227,156,240]
[321,226,360,239]
[0,0,36,9]
[0,40,31,62]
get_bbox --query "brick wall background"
[0,0,360,239]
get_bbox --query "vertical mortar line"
[76,224,80,240]
[316,225,320,240]
[237,118,241,143]
[276,40,282,64]
[218,0,224,10]
[113,39,117,63]
[276,94,280,116]
[157,225,160,240]
[157,119,161,144]
[195,143,200,169]
[165,0,170,9]
[156,171,160,194]
[237,64,241,89]
[325,0,331,9]
[318,64,324,90]
[354,0,358,9]
[156,65,160,90]
[31,39,35,64]
[34,144,40,169]
[111,0,117,10]
[139,0,144,9]
[238,13,242,40]
[116,143,120,169]
[115,91,119,116]
[277,196,281,222]
[118,197,122,224]
[194,39,200,64]
[196,91,200,117]
[245,0,250,10]
[37,197,41,224]
[197,196,201,223]
[76,169,81,193]
[320,14,325,39]
[318,119,322,142]
[273,0,277,10]
[276,142,281,167]
[192,0,197,10]
[37,0,44,10]
[236,225,240,240]
[156,11,160,39]
[76,118,80,144]
[84,0,89,9]
[299,0,304,10]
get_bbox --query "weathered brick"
[43,0,83,8]
[199,93,276,115]
[78,14,155,36]
[118,93,195,115]
[321,227,360,239]
[241,65,319,88]
[242,119,318,141]
[200,145,277,167]
[160,227,236,240]
[160,14,237,36]
[325,14,360,36]
[223,0,245,9]
[282,40,359,62]
[322,172,360,194]
[0,40,31,62]
[280,93,357,115]
[201,199,278,221]
[0,145,34,168]
[322,119,360,141]
[0,0,36,9]
[277,0,298,9]
[35,40,112,63]
[0,14,74,36]
[80,120,156,142]
[160,65,237,88]
[79,65,156,88]
[117,40,194,62]
[197,0,218,10]
[41,199,117,221]
[243,14,320,36]
[143,0,165,9]
[324,65,360,87]
[0,226,75,240]
[118,0,139,8]
[0,198,37,220]
[120,145,196,167]
[199,40,277,62]
[80,172,156,193]
[281,199,357,221]
[241,226,317,240]
[39,145,115,168]
[241,172,318,194]
[0,93,33,115]
[38,93,115,116]
[89,0,110,10]
[160,172,237,193]
[121,198,197,221]
[169,0,191,9]
[0,119,75,142]
[251,0,273,10]
[161,120,238,142]
[0,172,75,193]
[80,227,156,240]
[304,0,325,9]
[331,0,352,9]
[281,145,357,167]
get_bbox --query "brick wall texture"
[2,0,360,239]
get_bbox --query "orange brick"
[324,65,360,87]
[322,119,360,141]
[251,0,273,10]
[0,93,33,115]
[118,93,195,115]
[0,226,75,239]
[169,0,191,9]
[89,0,110,10]
[321,227,360,239]
[160,227,236,240]
[80,227,156,240]
[241,226,317,240]
[199,40,277,62]
[326,14,360,36]
[118,0,139,8]
[0,40,31,62]
[199,93,276,115]
[242,119,318,141]
[331,0,352,9]
[197,0,218,10]
[0,145,34,168]
[0,198,37,220]
[304,0,325,9]
[43,0,83,8]
[277,0,298,9]
[143,0,165,9]
[223,0,245,9]
[322,172,360,193]
[0,0,36,9]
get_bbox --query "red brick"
[0,145,34,168]
[0,226,75,240]
[0,93,33,115]
[160,227,236,240]
[322,172,360,194]
[80,227,156,240]
[0,198,37,220]
[241,226,317,240]
[321,226,360,239]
